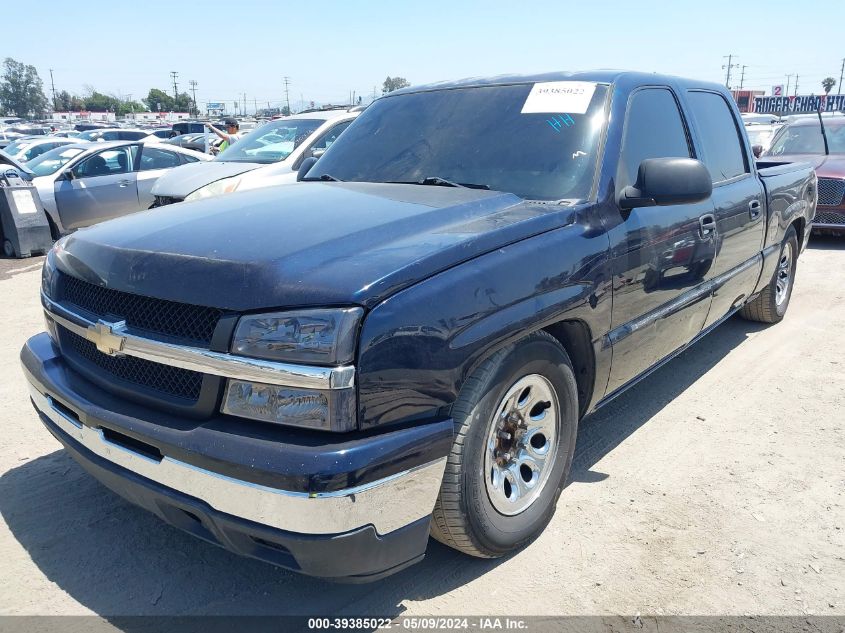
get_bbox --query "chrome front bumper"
[28,383,446,536]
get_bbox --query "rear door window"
[687,91,749,183]
[139,146,181,170]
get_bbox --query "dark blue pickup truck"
[21,71,817,581]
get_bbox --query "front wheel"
[430,330,579,558]
[740,225,798,324]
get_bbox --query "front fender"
[356,220,612,429]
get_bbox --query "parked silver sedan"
[26,141,210,235]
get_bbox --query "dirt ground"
[0,239,842,619]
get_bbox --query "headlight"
[223,308,363,431]
[184,176,241,202]
[221,380,355,432]
[231,308,363,366]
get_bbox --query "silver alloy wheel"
[484,374,560,516]
[775,241,793,306]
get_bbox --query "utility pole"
[838,58,844,96]
[243,92,247,116]
[739,65,747,89]
[283,77,291,114]
[189,80,198,117]
[170,71,179,107]
[48,68,57,111]
[126,93,134,118]
[722,54,739,88]
[785,74,793,96]
[794,74,799,97]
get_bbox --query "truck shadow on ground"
[0,315,767,618]
[806,235,845,251]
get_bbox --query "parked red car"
[766,116,845,234]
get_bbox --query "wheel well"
[543,320,595,418]
[791,216,805,248]
[46,213,61,241]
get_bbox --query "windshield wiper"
[388,176,490,190]
[303,173,342,182]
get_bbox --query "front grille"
[61,327,203,401]
[817,178,845,207]
[58,272,223,347]
[814,209,845,226]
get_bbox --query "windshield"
[27,146,86,176]
[311,83,609,200]
[745,127,773,146]
[215,118,324,163]
[768,123,845,155]
[2,139,33,156]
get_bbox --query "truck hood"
[54,182,574,311]
[150,160,261,198]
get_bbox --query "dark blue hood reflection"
[55,182,574,310]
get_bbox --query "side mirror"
[619,158,712,210]
[62,168,75,181]
[310,148,326,159]
[296,156,318,182]
[752,144,763,158]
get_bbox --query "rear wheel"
[430,330,579,557]
[740,226,798,324]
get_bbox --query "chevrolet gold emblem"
[86,320,127,356]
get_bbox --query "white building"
[128,112,192,123]
[51,111,116,122]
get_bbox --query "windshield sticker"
[547,114,575,133]
[522,81,596,114]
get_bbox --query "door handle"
[117,179,131,187]
[748,199,761,219]
[698,213,716,239]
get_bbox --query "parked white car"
[150,108,360,205]
[0,137,82,162]
[744,123,779,157]
[25,140,210,236]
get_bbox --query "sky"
[4,0,844,114]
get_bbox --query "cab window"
[618,88,691,190]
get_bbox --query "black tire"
[430,330,579,558]
[740,226,798,324]
[3,239,15,258]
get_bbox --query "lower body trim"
[28,385,446,537]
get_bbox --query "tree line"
[0,57,414,119]
[0,58,196,118]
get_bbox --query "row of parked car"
[0,107,359,240]
[1,100,843,249]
